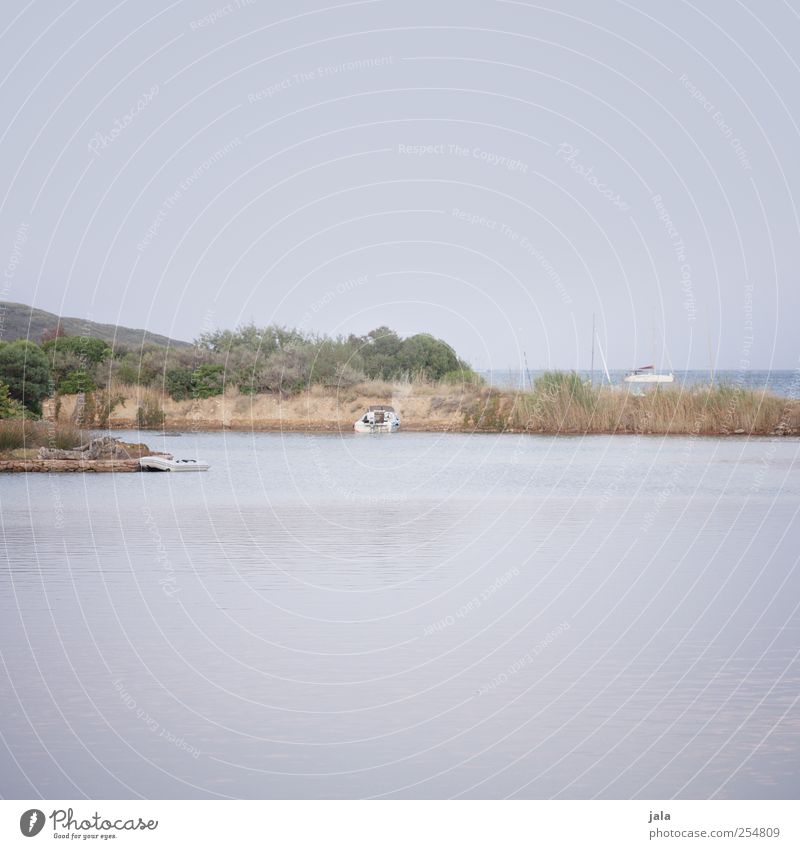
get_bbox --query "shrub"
[136,398,165,429]
[58,370,96,394]
[85,390,125,428]
[0,381,26,419]
[0,340,52,413]
[191,363,225,398]
[165,367,194,400]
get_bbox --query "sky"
[1,0,799,371]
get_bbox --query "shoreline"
[105,421,795,436]
[37,382,800,439]
[0,458,141,473]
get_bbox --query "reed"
[0,419,85,452]
[502,375,800,435]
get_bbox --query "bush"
[58,370,96,394]
[0,381,26,419]
[0,340,52,413]
[165,367,194,400]
[136,398,165,429]
[84,390,125,428]
[397,333,460,380]
[41,335,111,365]
[191,363,225,398]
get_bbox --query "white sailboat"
[623,365,674,384]
[624,321,673,384]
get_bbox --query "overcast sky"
[1,0,799,371]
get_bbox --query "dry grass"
[486,375,800,435]
[0,420,86,452]
[47,373,800,435]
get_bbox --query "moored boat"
[354,405,400,433]
[623,365,674,384]
[139,456,210,471]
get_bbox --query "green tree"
[0,340,52,413]
[41,335,111,391]
[41,335,111,365]
[190,363,225,398]
[165,367,194,400]
[0,380,26,418]
[58,370,96,394]
[398,334,460,380]
[358,327,403,379]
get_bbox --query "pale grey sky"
[2,0,799,371]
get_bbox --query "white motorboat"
[354,405,400,433]
[139,456,210,471]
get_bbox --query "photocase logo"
[19,809,45,837]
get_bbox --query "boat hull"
[623,374,674,384]
[353,421,399,433]
[139,456,210,471]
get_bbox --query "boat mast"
[706,321,715,385]
[596,332,612,384]
[590,313,595,386]
[523,351,533,390]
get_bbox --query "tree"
[0,340,52,413]
[398,334,460,380]
[58,370,96,394]
[190,363,225,398]
[0,380,26,418]
[165,367,194,400]
[41,335,112,365]
[41,335,112,392]
[359,327,403,379]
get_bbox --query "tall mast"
[590,313,595,386]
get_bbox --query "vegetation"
[0,340,52,413]
[1,305,796,436]
[505,372,800,434]
[0,419,83,453]
[191,324,477,394]
[0,381,26,419]
[0,314,479,423]
[461,372,800,435]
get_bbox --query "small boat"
[354,405,400,433]
[624,365,674,384]
[139,456,210,472]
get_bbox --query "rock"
[0,459,141,473]
[38,436,139,461]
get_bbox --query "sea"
[1,430,798,799]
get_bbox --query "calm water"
[1,431,799,799]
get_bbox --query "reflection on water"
[1,432,798,798]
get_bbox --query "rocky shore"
[0,458,141,472]
[0,435,167,473]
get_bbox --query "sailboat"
[589,314,612,386]
[624,319,673,384]
[623,365,674,384]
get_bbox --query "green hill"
[0,302,190,349]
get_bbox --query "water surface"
[1,431,798,798]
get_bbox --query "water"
[1,431,799,799]
[484,369,800,398]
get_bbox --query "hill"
[0,301,190,348]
